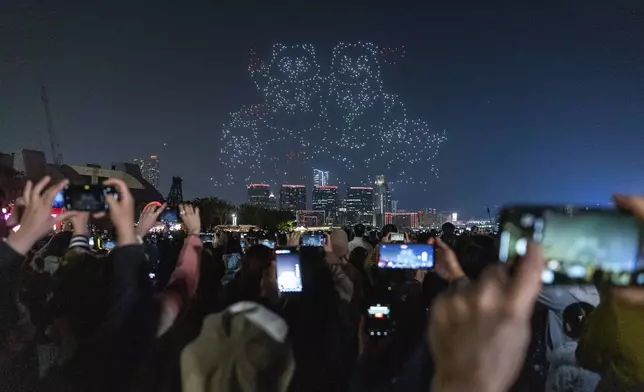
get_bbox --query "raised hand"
[430,237,465,282]
[69,212,91,236]
[103,178,136,247]
[6,177,77,255]
[609,194,644,304]
[136,202,166,237]
[429,242,543,392]
[179,204,201,236]
[286,232,301,247]
[323,232,333,253]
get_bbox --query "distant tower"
[41,86,63,165]
[167,176,184,205]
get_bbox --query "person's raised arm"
[156,203,202,336]
[67,211,92,251]
[2,178,76,317]
[5,177,76,258]
[429,242,543,392]
[99,178,145,333]
[136,202,166,240]
[431,237,467,290]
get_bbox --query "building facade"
[312,185,339,224]
[296,210,326,227]
[345,186,374,224]
[385,212,420,229]
[313,169,329,187]
[247,184,271,208]
[279,184,306,212]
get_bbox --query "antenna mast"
[41,86,63,165]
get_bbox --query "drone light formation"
[219,42,447,189]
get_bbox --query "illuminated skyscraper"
[247,184,271,208]
[313,169,330,187]
[312,185,339,224]
[279,184,306,212]
[345,187,374,224]
[373,175,392,226]
[134,156,160,189]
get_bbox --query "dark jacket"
[0,241,26,330]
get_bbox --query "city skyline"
[2,2,643,217]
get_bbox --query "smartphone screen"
[364,303,393,338]
[301,233,324,247]
[159,207,179,223]
[52,191,65,208]
[378,243,434,269]
[390,233,405,242]
[499,206,644,286]
[63,185,116,211]
[200,234,213,243]
[275,248,302,293]
[103,240,116,251]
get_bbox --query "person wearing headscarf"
[180,301,293,392]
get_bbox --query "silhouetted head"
[563,302,595,339]
[442,222,455,236]
[354,223,366,238]
[381,224,398,240]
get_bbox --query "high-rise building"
[268,192,278,210]
[419,208,440,228]
[373,175,392,226]
[313,169,330,187]
[279,184,306,212]
[133,156,160,189]
[312,185,339,224]
[345,186,374,224]
[247,184,271,208]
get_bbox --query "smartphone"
[200,234,213,243]
[378,243,434,269]
[390,232,405,242]
[275,248,303,293]
[301,233,324,247]
[63,185,117,211]
[159,207,179,223]
[261,239,276,249]
[88,237,95,248]
[103,240,116,251]
[364,303,394,338]
[499,205,644,286]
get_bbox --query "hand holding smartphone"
[60,185,118,212]
[499,205,644,286]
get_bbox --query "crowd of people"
[2,176,644,392]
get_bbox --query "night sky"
[2,0,644,219]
